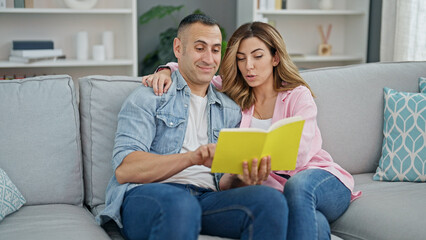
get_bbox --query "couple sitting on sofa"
[98,13,359,240]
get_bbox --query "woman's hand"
[141,69,172,96]
[219,156,271,190]
[240,156,271,185]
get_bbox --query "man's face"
[174,22,222,94]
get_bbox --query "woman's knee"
[283,169,329,199]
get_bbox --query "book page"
[211,131,267,174]
[269,115,303,132]
[262,120,305,171]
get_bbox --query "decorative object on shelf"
[318,0,333,10]
[63,0,98,10]
[281,0,286,9]
[102,31,114,60]
[24,0,33,8]
[14,0,25,8]
[0,0,6,9]
[76,31,89,60]
[259,0,275,10]
[317,24,332,56]
[92,45,105,61]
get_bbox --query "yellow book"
[211,116,304,174]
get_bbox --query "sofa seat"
[0,204,110,240]
[331,173,426,240]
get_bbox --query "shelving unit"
[0,0,137,80]
[237,0,370,69]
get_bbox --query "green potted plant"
[139,5,227,75]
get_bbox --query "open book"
[211,116,305,174]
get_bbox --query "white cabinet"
[0,0,137,80]
[237,0,370,69]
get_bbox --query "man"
[97,14,288,240]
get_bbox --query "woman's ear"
[272,52,280,67]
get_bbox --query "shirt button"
[184,104,188,108]
[170,122,174,126]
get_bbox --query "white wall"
[137,0,237,73]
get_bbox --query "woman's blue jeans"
[121,183,288,240]
[283,169,351,240]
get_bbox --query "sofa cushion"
[331,173,426,240]
[301,62,426,174]
[420,77,426,93]
[373,88,425,182]
[0,168,26,222]
[0,75,84,206]
[79,76,142,209]
[0,204,110,240]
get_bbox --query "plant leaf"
[139,5,184,25]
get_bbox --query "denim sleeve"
[112,87,157,171]
[214,173,225,191]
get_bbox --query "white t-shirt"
[250,117,272,130]
[160,93,216,190]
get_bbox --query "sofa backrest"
[301,61,426,174]
[0,75,84,206]
[79,76,141,210]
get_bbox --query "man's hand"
[141,69,172,96]
[188,143,216,168]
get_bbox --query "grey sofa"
[0,61,425,240]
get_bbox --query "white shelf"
[291,55,363,63]
[257,9,365,16]
[0,8,132,14]
[237,0,370,69]
[0,0,138,80]
[0,59,133,68]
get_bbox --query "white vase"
[63,0,98,10]
[102,31,114,60]
[318,0,333,10]
[76,31,88,60]
[92,45,105,61]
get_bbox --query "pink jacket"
[167,63,361,200]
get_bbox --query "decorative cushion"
[79,76,141,209]
[373,87,426,181]
[420,77,426,93]
[0,75,84,206]
[0,168,26,222]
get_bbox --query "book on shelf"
[12,40,54,50]
[10,49,63,58]
[9,55,66,64]
[24,0,33,8]
[211,116,305,174]
[14,0,25,8]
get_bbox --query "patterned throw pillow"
[0,168,26,221]
[420,77,426,93]
[374,87,426,182]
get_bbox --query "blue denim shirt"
[96,70,241,227]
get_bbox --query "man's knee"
[122,185,202,239]
[243,185,288,215]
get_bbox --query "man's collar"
[173,70,221,106]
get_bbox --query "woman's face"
[236,37,279,88]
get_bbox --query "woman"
[144,22,361,239]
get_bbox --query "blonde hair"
[220,22,314,110]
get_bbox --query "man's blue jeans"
[283,169,351,240]
[121,183,288,240]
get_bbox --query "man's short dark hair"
[177,14,220,37]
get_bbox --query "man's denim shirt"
[96,70,241,228]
